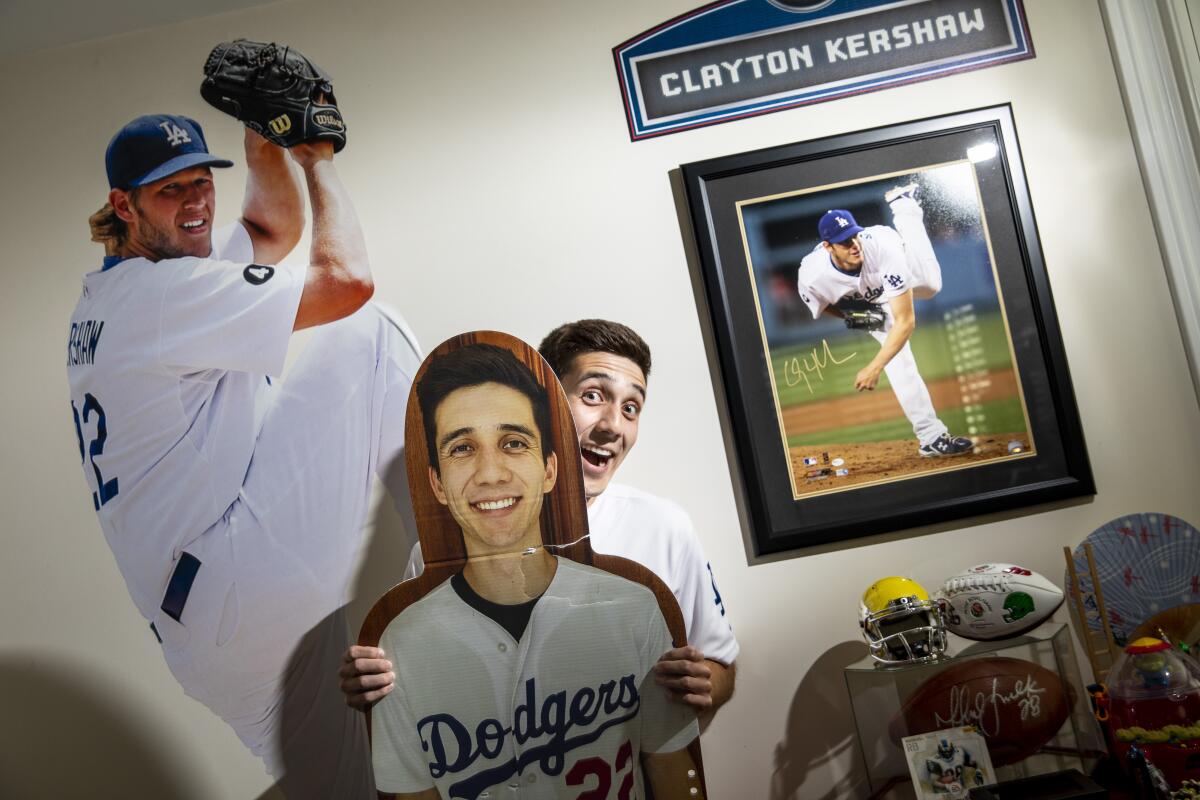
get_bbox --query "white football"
[938,563,1064,641]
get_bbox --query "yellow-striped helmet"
[859,576,946,664]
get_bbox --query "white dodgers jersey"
[65,224,304,619]
[589,483,739,667]
[796,225,911,318]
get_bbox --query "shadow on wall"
[0,462,420,799]
[346,451,421,630]
[770,640,874,800]
[0,656,204,799]
[274,607,375,797]
[273,450,420,798]
[264,450,421,800]
[254,783,287,800]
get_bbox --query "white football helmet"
[859,576,947,664]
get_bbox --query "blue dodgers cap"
[105,114,234,190]
[818,209,864,244]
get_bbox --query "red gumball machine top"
[1110,638,1200,711]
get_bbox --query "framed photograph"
[680,105,1092,556]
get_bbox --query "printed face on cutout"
[428,382,558,556]
[559,352,645,502]
[824,235,864,272]
[114,166,216,260]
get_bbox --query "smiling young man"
[343,320,738,722]
[68,113,421,797]
[370,342,701,799]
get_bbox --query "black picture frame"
[680,105,1093,556]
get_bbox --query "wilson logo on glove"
[313,112,344,131]
[268,115,292,136]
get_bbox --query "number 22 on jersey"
[71,393,119,510]
[566,739,634,799]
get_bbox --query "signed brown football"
[888,657,1070,766]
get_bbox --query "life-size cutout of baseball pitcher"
[67,41,420,797]
[359,332,705,799]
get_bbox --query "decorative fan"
[1065,513,1200,647]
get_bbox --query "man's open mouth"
[581,445,614,470]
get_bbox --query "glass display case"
[843,624,1104,799]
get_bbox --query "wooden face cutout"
[359,331,705,799]
[403,330,589,570]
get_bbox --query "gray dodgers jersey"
[372,558,698,798]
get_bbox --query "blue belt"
[150,553,201,642]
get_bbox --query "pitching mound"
[789,433,1032,497]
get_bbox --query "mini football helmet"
[860,576,947,664]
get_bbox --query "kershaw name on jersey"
[67,319,105,366]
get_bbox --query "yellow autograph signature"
[782,339,857,395]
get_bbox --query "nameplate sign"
[614,0,1033,140]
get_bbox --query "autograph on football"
[782,339,857,395]
[933,676,1045,737]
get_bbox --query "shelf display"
[845,624,1102,798]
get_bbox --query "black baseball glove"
[201,39,347,152]
[843,308,886,331]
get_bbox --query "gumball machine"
[1106,637,1200,789]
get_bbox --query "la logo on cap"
[837,217,849,228]
[159,121,192,147]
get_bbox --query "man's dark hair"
[417,343,554,474]
[537,319,652,380]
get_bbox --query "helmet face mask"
[860,577,947,665]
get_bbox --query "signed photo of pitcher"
[681,107,1092,553]
[738,160,1034,501]
[359,331,704,800]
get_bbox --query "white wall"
[3,1,1198,797]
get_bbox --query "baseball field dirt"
[788,432,1033,496]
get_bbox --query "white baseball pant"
[154,304,420,798]
[889,194,943,299]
